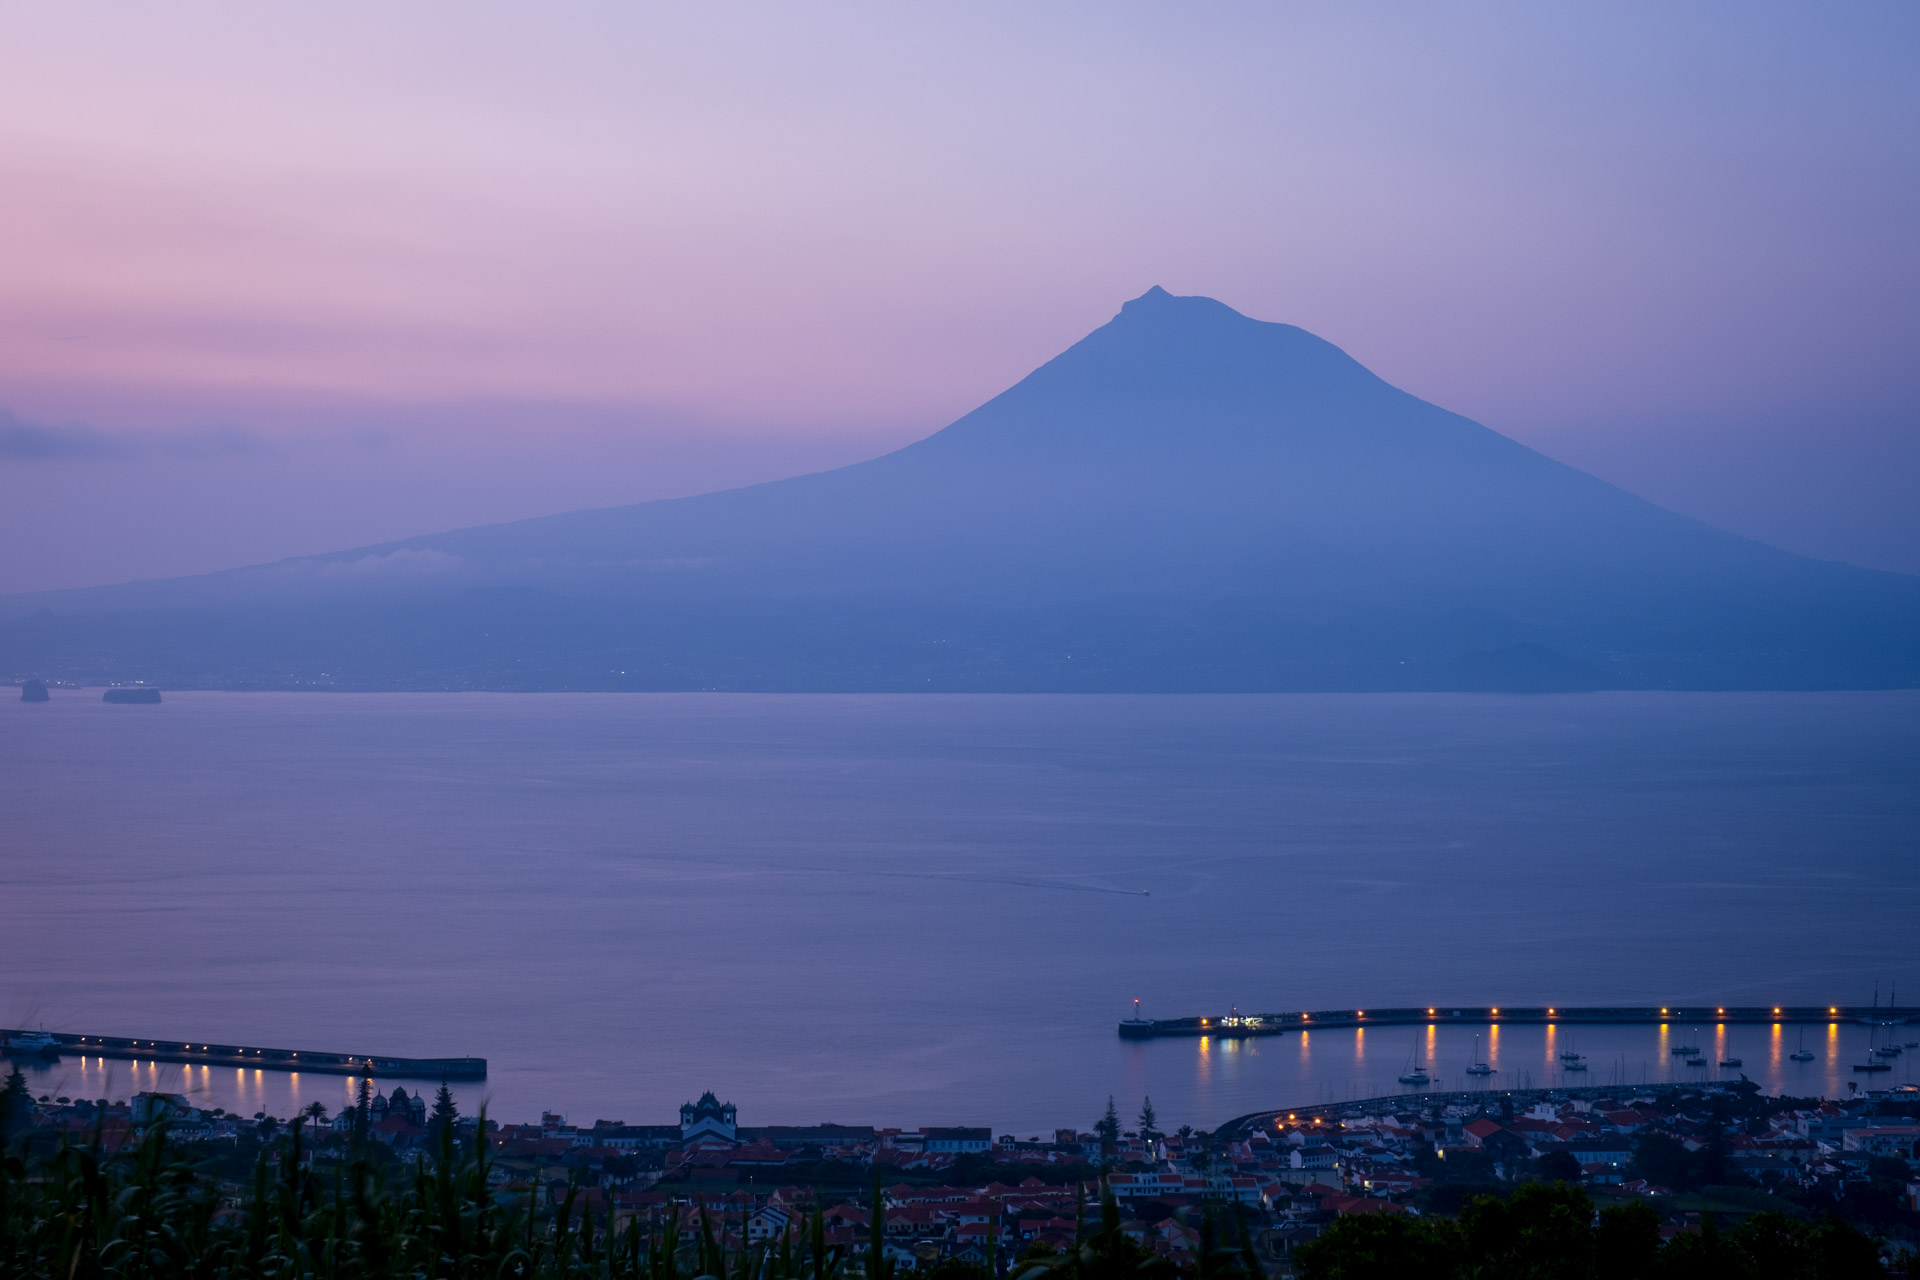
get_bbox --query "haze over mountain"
[5,288,1917,692]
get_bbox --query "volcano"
[5,287,1917,691]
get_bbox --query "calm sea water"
[2,691,1916,1131]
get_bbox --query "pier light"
[1660,1008,1667,1016]
[1548,1008,1556,1016]
[1491,1008,1499,1016]
[1428,1008,1435,1015]
[1830,1007,1837,1015]
[1717,1008,1724,1016]
[1357,1011,1364,1018]
[1302,1014,1310,1021]
[1774,1008,1781,1016]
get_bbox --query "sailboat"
[1719,1031,1743,1068]
[1465,1033,1496,1076]
[1398,1037,1431,1086]
[1854,985,1896,1072]
[1560,1033,1587,1072]
[1855,1024,1892,1072]
[1790,1028,1814,1062]
[1670,1027,1701,1055]
[1684,1028,1709,1066]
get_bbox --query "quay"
[1119,1004,1919,1039]
[1,1028,485,1080]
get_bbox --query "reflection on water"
[1154,1022,1919,1116]
[21,1021,1914,1123]
[16,1056,488,1121]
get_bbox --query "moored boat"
[1,1030,60,1059]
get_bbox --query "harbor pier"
[1,1029,485,1079]
[1119,1004,1919,1039]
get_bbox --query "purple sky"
[3,3,1917,592]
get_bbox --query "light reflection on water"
[17,1057,487,1121]
[1149,1022,1920,1116]
[22,1021,1913,1123]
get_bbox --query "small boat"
[1670,1028,1701,1055]
[1853,1060,1891,1073]
[1563,1058,1588,1072]
[1905,1041,1918,1049]
[1790,1029,1814,1062]
[1686,1056,1708,1067]
[1,1029,60,1059]
[1873,1045,1901,1058]
[1720,1056,1743,1067]
[1465,1034,1496,1076]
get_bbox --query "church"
[679,1091,737,1144]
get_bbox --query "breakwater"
[1,1029,485,1079]
[1119,1004,1919,1039]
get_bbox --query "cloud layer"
[0,411,265,462]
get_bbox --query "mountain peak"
[1118,285,1243,321]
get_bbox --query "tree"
[1460,1181,1594,1280]
[1594,1202,1662,1280]
[0,1065,30,1144]
[354,1075,373,1144]
[1631,1131,1693,1190]
[1095,1096,1121,1153]
[1136,1097,1160,1144]
[303,1100,328,1132]
[1294,1211,1460,1280]
[430,1083,459,1140]
[1535,1148,1582,1183]
[867,1167,896,1280]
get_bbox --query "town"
[5,1068,1917,1275]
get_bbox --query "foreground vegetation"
[0,1101,1249,1280]
[0,1096,1899,1279]
[1293,1181,1892,1280]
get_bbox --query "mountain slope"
[5,287,1917,691]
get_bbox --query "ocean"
[2,690,1916,1131]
